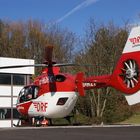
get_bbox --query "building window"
[13,75,25,85]
[0,73,26,86]
[0,74,11,85]
[0,108,20,120]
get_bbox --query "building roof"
[0,57,34,74]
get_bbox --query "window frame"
[0,108,20,120]
[0,73,27,86]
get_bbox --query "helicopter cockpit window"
[18,85,39,103]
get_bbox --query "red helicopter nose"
[17,101,32,116]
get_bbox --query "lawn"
[121,112,140,124]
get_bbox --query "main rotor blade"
[44,45,53,64]
[53,63,96,67]
[0,63,94,69]
[0,62,123,69]
[53,63,77,67]
[0,63,84,69]
[0,64,48,69]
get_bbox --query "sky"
[0,0,140,36]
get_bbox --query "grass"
[46,112,140,126]
[121,112,140,124]
[50,114,91,126]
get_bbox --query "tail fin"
[75,72,85,96]
[110,26,140,96]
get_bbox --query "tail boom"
[83,75,111,90]
[83,26,140,95]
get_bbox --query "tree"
[0,20,76,75]
[74,20,130,123]
[45,24,76,62]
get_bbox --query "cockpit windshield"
[17,85,39,104]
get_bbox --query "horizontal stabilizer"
[125,91,140,105]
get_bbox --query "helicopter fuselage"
[17,91,78,118]
[16,67,111,119]
[16,69,80,118]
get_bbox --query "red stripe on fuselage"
[17,101,32,116]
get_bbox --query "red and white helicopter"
[1,26,140,126]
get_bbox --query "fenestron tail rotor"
[120,59,139,88]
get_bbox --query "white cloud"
[56,0,99,23]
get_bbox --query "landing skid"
[14,116,51,127]
[14,115,76,127]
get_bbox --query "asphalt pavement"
[0,125,140,140]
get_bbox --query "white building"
[0,57,34,127]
